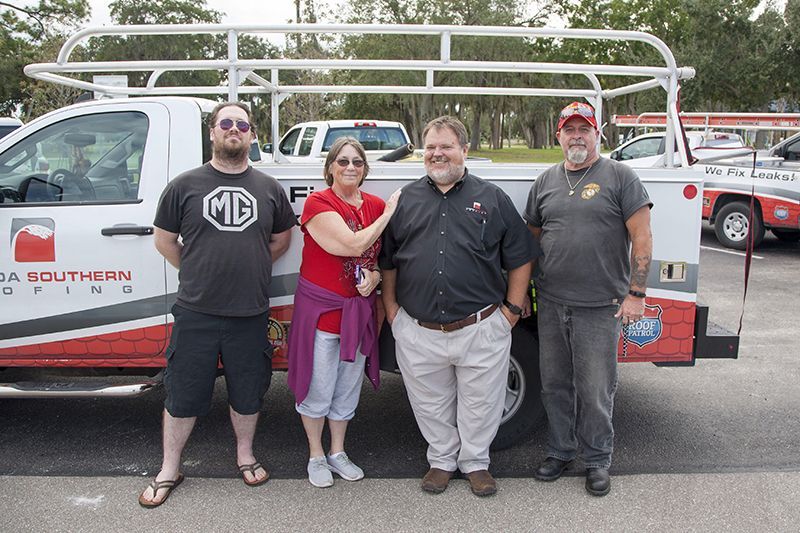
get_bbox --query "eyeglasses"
[334,158,366,168]
[559,103,595,119]
[216,118,251,133]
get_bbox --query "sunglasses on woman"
[334,158,366,168]
[216,118,251,133]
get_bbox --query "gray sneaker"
[307,456,333,488]
[326,452,365,481]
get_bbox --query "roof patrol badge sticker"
[624,303,664,348]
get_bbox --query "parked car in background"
[0,118,23,140]
[266,119,411,162]
[608,131,748,167]
[764,131,800,165]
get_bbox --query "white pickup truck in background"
[265,119,412,162]
[608,131,748,167]
[0,23,740,450]
[0,118,23,140]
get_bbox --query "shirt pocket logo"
[580,183,600,200]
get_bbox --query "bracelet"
[502,299,523,316]
[628,289,646,298]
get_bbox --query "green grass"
[469,145,564,164]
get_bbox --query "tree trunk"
[470,105,482,151]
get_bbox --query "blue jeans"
[537,296,620,469]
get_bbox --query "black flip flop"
[238,462,269,487]
[138,473,185,508]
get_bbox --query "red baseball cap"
[557,102,599,131]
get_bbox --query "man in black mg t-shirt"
[380,116,538,497]
[138,102,296,507]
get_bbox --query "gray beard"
[567,146,589,165]
[427,163,465,186]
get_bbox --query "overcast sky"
[87,0,325,26]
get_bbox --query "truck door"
[0,103,171,364]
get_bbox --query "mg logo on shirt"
[203,186,258,232]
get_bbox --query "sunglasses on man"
[216,118,252,133]
[559,103,595,120]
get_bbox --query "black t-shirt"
[379,171,538,323]
[154,163,297,317]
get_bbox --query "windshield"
[323,127,407,151]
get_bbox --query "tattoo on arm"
[630,254,651,288]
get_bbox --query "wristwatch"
[502,299,523,316]
[628,289,647,298]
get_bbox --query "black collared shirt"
[379,171,538,323]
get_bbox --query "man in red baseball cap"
[523,101,653,497]
[556,101,600,131]
[556,101,600,167]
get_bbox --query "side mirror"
[262,143,273,154]
[772,147,784,158]
[610,150,619,160]
[249,141,261,162]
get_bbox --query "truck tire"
[714,201,764,250]
[491,324,545,450]
[772,228,800,242]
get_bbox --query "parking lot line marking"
[700,245,764,259]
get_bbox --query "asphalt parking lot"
[1,223,798,531]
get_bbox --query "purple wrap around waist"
[286,275,380,404]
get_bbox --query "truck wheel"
[491,324,545,450]
[714,201,764,250]
[772,228,800,242]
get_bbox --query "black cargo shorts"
[163,304,273,417]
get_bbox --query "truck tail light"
[683,184,698,199]
[354,122,377,127]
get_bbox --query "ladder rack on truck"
[25,23,696,167]
[612,112,800,131]
[1,24,738,449]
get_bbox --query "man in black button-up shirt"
[380,116,537,496]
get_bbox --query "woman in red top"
[291,137,400,488]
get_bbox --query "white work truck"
[0,24,739,449]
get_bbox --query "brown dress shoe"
[421,467,454,494]
[465,469,497,497]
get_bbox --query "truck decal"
[616,297,694,362]
[11,218,55,263]
[624,303,663,348]
[0,272,301,342]
[703,183,800,203]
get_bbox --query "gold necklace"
[564,163,592,196]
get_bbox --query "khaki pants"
[392,306,512,473]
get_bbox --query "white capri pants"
[295,329,366,420]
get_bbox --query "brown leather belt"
[417,304,499,333]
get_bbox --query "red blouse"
[299,187,385,333]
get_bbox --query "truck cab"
[0,98,212,388]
